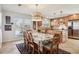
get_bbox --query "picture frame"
[5,25,12,31]
[5,16,11,24]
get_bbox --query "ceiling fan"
[17,4,50,20]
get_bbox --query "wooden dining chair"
[23,31,28,48]
[33,41,42,54]
[27,31,34,54]
[51,34,61,53]
[42,34,61,54]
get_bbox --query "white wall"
[0,5,2,48]
[2,10,32,42]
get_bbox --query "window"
[42,19,50,27]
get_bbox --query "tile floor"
[0,38,79,54]
[60,39,79,54]
[0,40,24,54]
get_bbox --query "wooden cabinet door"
[37,21,42,28]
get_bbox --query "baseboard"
[68,36,79,40]
[2,39,23,44]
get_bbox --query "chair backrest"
[23,31,26,43]
[23,31,29,45]
[53,34,61,45]
[26,31,34,44]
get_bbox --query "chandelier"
[32,4,43,21]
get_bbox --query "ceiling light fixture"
[60,10,63,22]
[32,4,43,21]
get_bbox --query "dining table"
[32,32,54,51]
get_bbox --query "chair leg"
[32,47,34,54]
[28,44,31,53]
[57,44,59,54]
[24,43,29,53]
[27,44,29,53]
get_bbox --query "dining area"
[1,4,78,54]
[0,2,79,59]
[23,29,62,54]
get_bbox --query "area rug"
[16,43,71,54]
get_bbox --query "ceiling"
[2,4,79,18]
